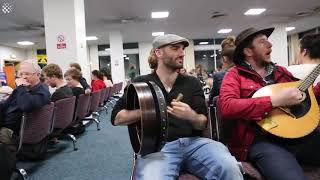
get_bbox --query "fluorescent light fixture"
[218,29,232,34]
[105,48,110,51]
[199,42,209,45]
[286,27,296,31]
[17,41,34,45]
[86,36,98,41]
[152,32,165,36]
[244,8,266,15]
[151,11,169,18]
[125,57,130,60]
[123,55,127,58]
[210,55,214,57]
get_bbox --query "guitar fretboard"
[298,64,320,91]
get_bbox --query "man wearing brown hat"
[111,34,243,180]
[219,27,320,179]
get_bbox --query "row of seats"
[14,82,123,179]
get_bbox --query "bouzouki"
[126,81,168,156]
[252,64,320,138]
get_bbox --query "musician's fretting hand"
[270,87,304,107]
[167,100,207,130]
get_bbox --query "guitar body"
[252,81,319,138]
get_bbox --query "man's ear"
[301,49,308,57]
[243,48,252,57]
[154,49,163,58]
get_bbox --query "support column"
[43,0,89,79]
[184,40,195,72]
[88,45,99,71]
[109,31,125,83]
[268,25,288,66]
[138,42,152,75]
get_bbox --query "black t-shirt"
[51,85,73,102]
[71,87,84,98]
[111,72,207,142]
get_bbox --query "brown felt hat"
[233,27,274,64]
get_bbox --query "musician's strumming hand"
[167,93,207,130]
[270,87,304,107]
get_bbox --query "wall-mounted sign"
[57,35,66,49]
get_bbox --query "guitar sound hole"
[290,91,311,118]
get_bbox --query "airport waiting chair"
[17,102,54,153]
[14,103,54,179]
[51,96,78,151]
[82,90,101,131]
[98,88,107,111]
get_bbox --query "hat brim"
[234,27,274,64]
[158,40,190,49]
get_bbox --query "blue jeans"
[134,137,243,180]
[249,131,320,180]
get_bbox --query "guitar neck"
[298,64,320,91]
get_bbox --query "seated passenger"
[91,70,106,92]
[111,34,243,180]
[100,69,113,87]
[0,60,50,151]
[219,27,320,180]
[42,64,73,102]
[209,36,235,103]
[64,68,85,97]
[287,34,320,85]
[70,62,91,94]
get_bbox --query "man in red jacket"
[219,27,320,180]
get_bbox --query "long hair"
[148,49,158,69]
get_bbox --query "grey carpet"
[14,107,132,180]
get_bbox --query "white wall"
[0,45,27,61]
[269,25,288,66]
[0,45,28,70]
[26,49,37,62]
[138,42,152,75]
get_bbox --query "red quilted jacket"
[219,64,320,161]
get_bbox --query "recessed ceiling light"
[151,11,169,18]
[286,27,296,31]
[17,41,34,46]
[199,42,209,45]
[218,29,232,34]
[86,36,98,41]
[105,48,110,51]
[152,32,165,36]
[244,8,266,15]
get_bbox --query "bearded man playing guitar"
[111,34,243,180]
[219,27,320,180]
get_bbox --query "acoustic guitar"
[252,64,320,138]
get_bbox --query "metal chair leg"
[67,134,78,151]
[92,118,100,131]
[15,168,28,180]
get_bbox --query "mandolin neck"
[298,64,320,92]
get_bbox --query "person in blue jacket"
[0,60,50,152]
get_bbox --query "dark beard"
[163,57,183,70]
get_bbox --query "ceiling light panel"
[286,27,296,31]
[17,41,34,45]
[86,36,98,40]
[244,8,266,15]
[152,32,165,36]
[151,11,169,18]
[218,29,232,34]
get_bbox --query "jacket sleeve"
[15,85,51,112]
[219,69,273,121]
[80,77,91,90]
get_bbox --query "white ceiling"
[0,0,319,49]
